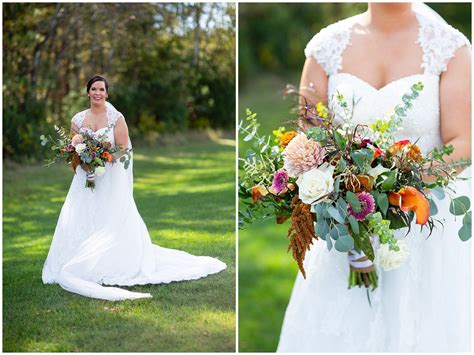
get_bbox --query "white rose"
[376,239,409,271]
[75,143,86,154]
[95,166,105,176]
[367,164,391,178]
[297,163,335,205]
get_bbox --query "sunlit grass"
[3,140,236,352]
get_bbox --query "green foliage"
[3,3,235,160]
[449,196,470,216]
[367,212,399,251]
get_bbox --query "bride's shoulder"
[71,109,88,126]
[415,11,471,75]
[304,14,362,75]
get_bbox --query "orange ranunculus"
[101,151,113,162]
[252,185,268,203]
[280,131,297,147]
[388,186,430,225]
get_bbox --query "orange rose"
[280,131,297,147]
[388,186,430,225]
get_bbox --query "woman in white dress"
[277,3,471,352]
[42,76,226,301]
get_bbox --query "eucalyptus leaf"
[334,176,341,194]
[346,191,361,212]
[335,234,354,252]
[431,187,445,200]
[315,219,330,238]
[350,151,365,170]
[429,199,438,216]
[336,197,348,219]
[327,206,345,224]
[326,235,333,251]
[329,224,349,241]
[243,127,257,142]
[347,215,360,235]
[463,211,472,227]
[449,196,471,216]
[458,225,471,241]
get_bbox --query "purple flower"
[92,151,97,158]
[347,191,375,221]
[360,139,372,148]
[272,169,289,194]
[67,144,75,152]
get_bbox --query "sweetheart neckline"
[330,72,437,92]
[80,126,109,134]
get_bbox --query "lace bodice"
[304,9,470,154]
[305,11,470,76]
[71,102,124,145]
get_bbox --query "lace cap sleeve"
[71,110,86,128]
[105,102,124,126]
[416,13,471,75]
[304,16,358,76]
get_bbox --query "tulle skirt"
[277,168,471,352]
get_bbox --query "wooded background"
[239,3,471,87]
[3,3,235,160]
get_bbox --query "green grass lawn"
[238,73,301,352]
[3,139,235,352]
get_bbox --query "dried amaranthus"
[287,195,317,278]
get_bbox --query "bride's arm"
[114,116,129,155]
[439,46,471,164]
[299,57,328,130]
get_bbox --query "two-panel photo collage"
[2,1,473,353]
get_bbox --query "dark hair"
[86,75,109,93]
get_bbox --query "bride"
[277,3,471,352]
[42,75,226,301]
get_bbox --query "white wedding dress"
[42,102,226,301]
[278,6,471,353]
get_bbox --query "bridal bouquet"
[239,82,471,291]
[40,124,132,189]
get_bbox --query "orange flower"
[252,185,268,203]
[388,186,430,225]
[407,144,422,162]
[280,131,297,147]
[373,147,386,159]
[388,140,411,156]
[101,151,113,162]
[346,175,374,193]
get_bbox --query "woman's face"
[88,81,107,105]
